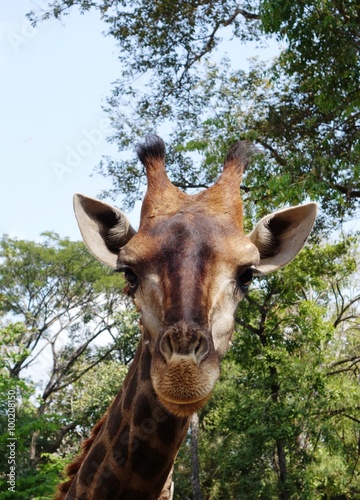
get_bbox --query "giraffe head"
[74,135,317,417]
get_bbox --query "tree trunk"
[276,439,289,500]
[29,402,46,467]
[270,367,289,500]
[29,428,42,469]
[190,412,202,500]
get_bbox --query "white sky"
[0,2,282,243]
[0,1,125,241]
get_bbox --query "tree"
[28,0,360,221]
[0,233,139,498]
[24,1,360,497]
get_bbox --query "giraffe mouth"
[151,355,220,416]
[156,393,212,417]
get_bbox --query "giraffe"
[56,135,317,499]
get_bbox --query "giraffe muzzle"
[151,321,220,416]
[159,322,210,365]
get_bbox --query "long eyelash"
[236,267,255,293]
[114,266,129,274]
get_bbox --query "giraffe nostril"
[159,326,210,364]
[159,330,174,362]
[191,332,209,362]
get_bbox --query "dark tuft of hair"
[136,134,166,165]
[224,140,257,171]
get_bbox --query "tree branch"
[46,422,78,454]
[180,7,259,82]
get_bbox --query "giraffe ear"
[248,203,317,275]
[73,194,137,268]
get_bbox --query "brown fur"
[54,414,107,499]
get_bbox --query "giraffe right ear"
[73,194,137,268]
[248,202,317,275]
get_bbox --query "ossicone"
[136,134,166,167]
[223,140,256,175]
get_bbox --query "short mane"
[54,414,107,499]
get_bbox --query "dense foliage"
[29,0,360,222]
[0,234,138,498]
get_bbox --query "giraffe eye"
[124,269,139,289]
[237,267,254,292]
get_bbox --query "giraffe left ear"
[73,194,137,268]
[248,203,317,275]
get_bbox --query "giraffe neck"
[58,339,190,500]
